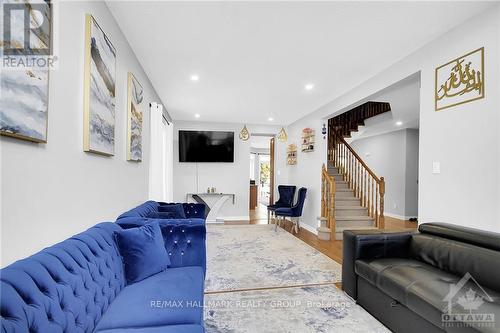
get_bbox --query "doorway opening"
[249,135,275,224]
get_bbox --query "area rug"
[205,224,342,292]
[204,284,390,333]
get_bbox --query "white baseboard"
[219,215,250,221]
[301,222,318,235]
[385,212,417,221]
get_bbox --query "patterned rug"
[204,285,389,333]
[205,224,342,292]
[204,224,388,332]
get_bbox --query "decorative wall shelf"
[301,128,315,152]
[287,144,297,165]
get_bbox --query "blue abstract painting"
[84,14,116,155]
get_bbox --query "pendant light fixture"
[277,127,288,142]
[239,125,250,141]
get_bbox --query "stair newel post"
[375,183,379,227]
[379,177,385,229]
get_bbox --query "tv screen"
[179,130,234,162]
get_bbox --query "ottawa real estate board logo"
[442,272,496,329]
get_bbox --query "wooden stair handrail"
[331,130,380,182]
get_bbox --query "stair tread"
[336,225,378,231]
[336,197,360,201]
[336,189,354,192]
[335,216,374,220]
[336,206,367,210]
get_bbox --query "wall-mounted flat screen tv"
[179,130,234,162]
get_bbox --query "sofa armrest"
[342,229,414,299]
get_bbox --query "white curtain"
[164,117,174,202]
[149,103,173,202]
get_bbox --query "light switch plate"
[432,162,441,174]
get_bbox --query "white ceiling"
[349,74,420,143]
[107,1,492,125]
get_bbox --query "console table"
[186,193,235,223]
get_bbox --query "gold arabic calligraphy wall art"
[435,47,484,111]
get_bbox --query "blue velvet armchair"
[267,185,296,223]
[275,187,307,233]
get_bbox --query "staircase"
[320,102,388,241]
[328,163,378,240]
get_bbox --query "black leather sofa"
[342,223,500,333]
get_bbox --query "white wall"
[286,120,326,231]
[0,1,163,266]
[404,129,419,218]
[351,129,419,219]
[173,121,284,220]
[279,5,500,232]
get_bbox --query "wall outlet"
[432,162,441,174]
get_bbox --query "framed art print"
[0,0,51,143]
[127,72,144,161]
[83,14,116,155]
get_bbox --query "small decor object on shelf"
[301,128,315,152]
[287,144,297,165]
[127,72,144,161]
[277,127,288,142]
[239,125,250,141]
[435,47,484,111]
[83,14,117,156]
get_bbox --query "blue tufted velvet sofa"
[116,201,206,229]
[0,222,206,333]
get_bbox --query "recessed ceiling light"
[304,83,314,91]
[190,74,199,81]
[268,117,274,121]
[194,114,201,118]
[396,121,403,126]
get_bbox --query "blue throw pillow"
[147,211,176,219]
[158,204,186,219]
[115,222,170,284]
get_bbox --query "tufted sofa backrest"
[116,201,159,220]
[1,223,126,333]
[158,202,206,219]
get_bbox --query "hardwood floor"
[227,210,417,265]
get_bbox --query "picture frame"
[0,1,51,143]
[127,72,144,161]
[83,14,116,155]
